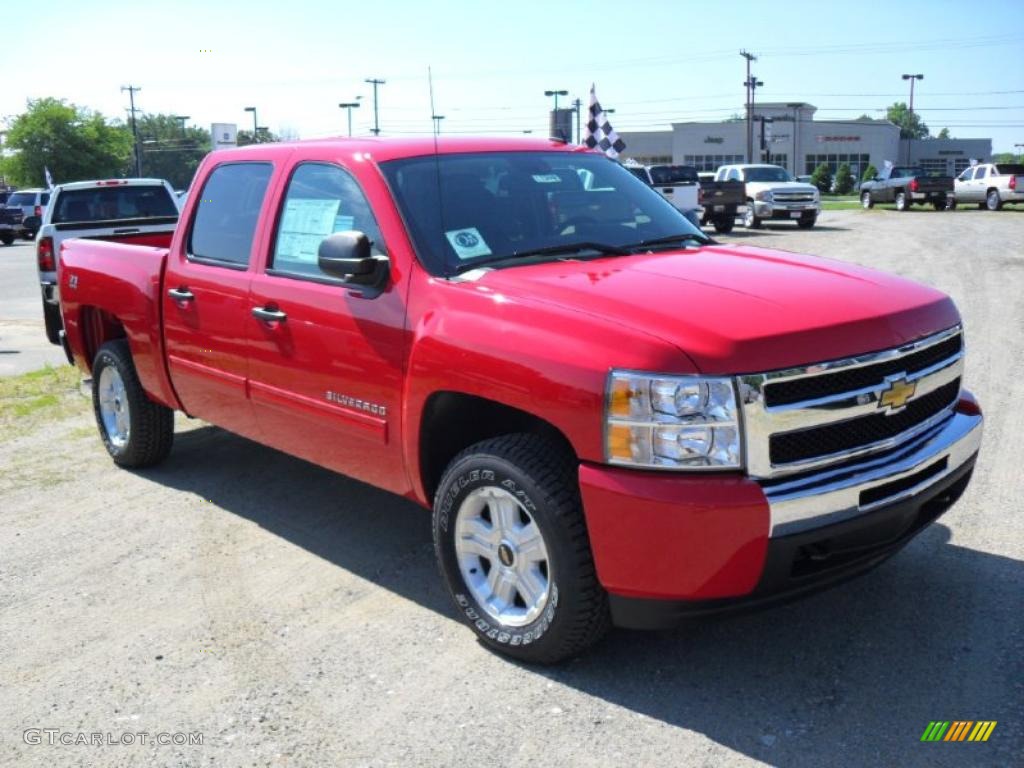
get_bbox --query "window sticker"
[532,173,562,184]
[276,198,342,264]
[445,227,492,260]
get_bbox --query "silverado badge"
[879,376,917,413]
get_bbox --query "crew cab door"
[162,161,276,440]
[246,161,410,494]
[956,167,975,202]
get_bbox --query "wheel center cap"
[497,542,515,568]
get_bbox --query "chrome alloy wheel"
[454,486,551,627]
[97,365,130,448]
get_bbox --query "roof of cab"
[208,136,596,163]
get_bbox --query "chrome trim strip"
[764,411,981,537]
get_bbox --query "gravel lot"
[2,208,1022,767]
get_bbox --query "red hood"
[474,244,959,374]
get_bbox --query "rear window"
[649,166,698,185]
[52,186,178,223]
[994,164,1024,176]
[6,192,35,206]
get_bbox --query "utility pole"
[121,85,142,177]
[1016,143,1024,162]
[740,51,756,163]
[572,97,582,144]
[339,102,360,137]
[901,74,924,163]
[787,102,802,176]
[365,78,385,136]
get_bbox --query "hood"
[472,245,959,374]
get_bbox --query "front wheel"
[986,189,1002,211]
[796,215,817,229]
[433,434,609,664]
[861,191,873,209]
[92,340,174,467]
[712,217,734,234]
[895,191,910,211]
[0,232,13,246]
[743,204,762,229]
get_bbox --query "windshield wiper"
[626,232,713,250]
[452,241,629,273]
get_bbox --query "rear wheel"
[92,340,174,468]
[895,191,909,211]
[433,433,609,663]
[712,217,734,234]
[743,203,762,229]
[986,189,1002,211]
[861,191,873,209]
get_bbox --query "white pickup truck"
[954,163,1024,211]
[715,164,820,229]
[35,178,180,344]
[624,164,702,227]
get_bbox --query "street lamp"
[365,78,385,135]
[173,115,190,138]
[544,89,568,112]
[901,74,924,162]
[257,126,269,143]
[244,106,258,143]
[339,102,360,137]
[1016,143,1024,162]
[432,114,445,136]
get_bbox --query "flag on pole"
[44,167,54,189]
[583,84,626,159]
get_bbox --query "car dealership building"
[618,103,991,180]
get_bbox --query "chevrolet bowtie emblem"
[879,377,917,412]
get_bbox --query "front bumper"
[579,396,982,628]
[753,201,819,219]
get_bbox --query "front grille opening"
[770,378,960,465]
[765,333,962,407]
[859,457,948,508]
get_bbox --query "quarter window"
[189,163,273,267]
[270,163,386,279]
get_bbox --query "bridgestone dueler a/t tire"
[92,340,174,468]
[433,434,610,663]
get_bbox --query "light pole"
[901,74,924,163]
[244,106,258,144]
[432,114,445,136]
[365,78,385,135]
[544,89,568,113]
[740,50,756,163]
[339,102,360,137]
[787,102,802,176]
[1016,143,1024,162]
[121,85,143,176]
[173,115,190,139]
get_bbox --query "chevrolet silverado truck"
[714,164,820,229]
[37,178,180,344]
[697,176,746,234]
[954,162,1024,211]
[57,137,983,663]
[622,163,703,228]
[860,167,954,211]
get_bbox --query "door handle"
[252,306,287,323]
[167,287,194,302]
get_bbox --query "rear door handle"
[167,287,194,302]
[252,306,287,323]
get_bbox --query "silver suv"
[4,188,50,239]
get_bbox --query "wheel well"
[80,307,126,372]
[419,391,577,504]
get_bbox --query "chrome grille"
[774,192,816,203]
[739,326,964,479]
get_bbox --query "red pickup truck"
[58,137,983,663]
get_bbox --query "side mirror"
[318,231,389,289]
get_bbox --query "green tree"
[137,114,211,189]
[862,164,879,182]
[810,163,833,194]
[237,127,280,146]
[885,102,929,140]
[2,97,132,186]
[833,163,854,195]
[937,127,951,139]
[991,152,1020,164]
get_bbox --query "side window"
[958,168,974,182]
[270,163,386,280]
[975,166,987,179]
[189,162,273,267]
[727,168,740,182]
[41,193,51,206]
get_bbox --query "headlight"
[605,371,743,470]
[754,190,773,202]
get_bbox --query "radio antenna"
[428,66,449,273]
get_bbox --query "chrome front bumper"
[763,407,982,537]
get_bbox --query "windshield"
[52,186,178,224]
[742,166,793,183]
[380,151,705,275]
[6,192,36,206]
[649,165,698,185]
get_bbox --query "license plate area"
[789,211,802,218]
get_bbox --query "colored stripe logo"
[921,721,997,742]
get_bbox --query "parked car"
[860,167,954,211]
[0,205,23,245]
[715,164,820,229]
[58,137,982,663]
[36,178,179,343]
[954,163,1024,211]
[4,188,51,239]
[697,176,746,233]
[624,163,702,228]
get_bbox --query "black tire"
[986,189,1002,211]
[712,217,734,234]
[91,340,174,468]
[433,433,610,664]
[743,203,762,229]
[0,232,13,246]
[796,215,816,229]
[947,198,957,211]
[977,202,986,210]
[932,200,946,211]
[861,191,873,209]
[43,301,62,345]
[895,191,909,211]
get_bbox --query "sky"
[2,0,1022,152]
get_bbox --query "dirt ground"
[2,207,1022,767]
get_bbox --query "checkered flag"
[583,84,625,159]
